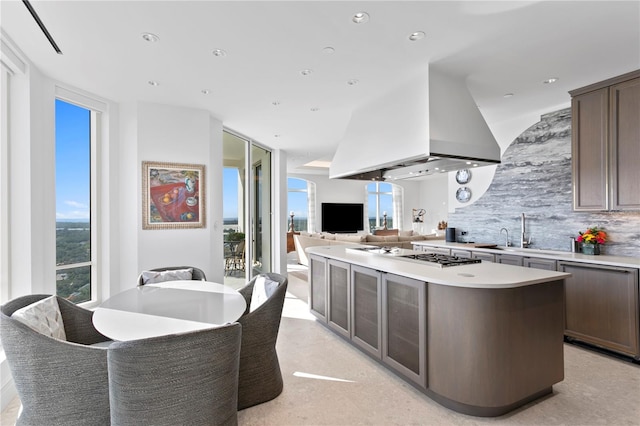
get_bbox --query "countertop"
[306,245,570,289]
[412,241,640,269]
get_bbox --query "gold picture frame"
[142,161,206,229]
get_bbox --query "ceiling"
[1,1,639,174]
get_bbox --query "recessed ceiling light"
[543,77,559,84]
[473,163,479,167]
[212,49,227,57]
[148,80,159,86]
[347,79,359,86]
[352,12,370,24]
[141,32,159,42]
[503,93,514,98]
[201,89,210,95]
[274,134,281,138]
[310,107,319,112]
[322,46,335,54]
[272,101,280,106]
[409,31,425,41]
[301,69,313,76]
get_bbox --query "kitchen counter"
[412,241,640,269]
[307,245,570,288]
[307,244,566,417]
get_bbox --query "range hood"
[329,66,501,180]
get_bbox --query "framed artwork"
[142,161,206,229]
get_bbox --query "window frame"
[55,87,105,307]
[367,181,394,229]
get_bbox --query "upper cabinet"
[570,70,640,211]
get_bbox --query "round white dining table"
[92,280,247,341]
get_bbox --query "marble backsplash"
[448,108,640,258]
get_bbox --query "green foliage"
[56,222,91,303]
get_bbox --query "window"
[287,178,309,232]
[366,182,402,230]
[55,99,95,304]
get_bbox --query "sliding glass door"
[251,144,271,275]
[222,131,272,286]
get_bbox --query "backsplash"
[448,108,640,257]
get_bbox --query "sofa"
[293,231,445,266]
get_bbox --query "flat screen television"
[321,203,364,233]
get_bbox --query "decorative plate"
[455,169,471,184]
[456,187,472,203]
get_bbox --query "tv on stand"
[321,203,364,234]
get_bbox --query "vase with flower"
[576,226,607,255]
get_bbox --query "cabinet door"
[382,273,427,388]
[421,246,450,255]
[472,251,495,262]
[571,88,609,211]
[351,265,382,358]
[523,257,557,271]
[450,249,471,259]
[496,254,523,266]
[309,255,327,322]
[327,260,350,338]
[559,261,639,358]
[610,77,640,210]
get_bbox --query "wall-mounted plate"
[456,186,472,203]
[455,169,471,184]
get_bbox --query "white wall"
[114,102,223,293]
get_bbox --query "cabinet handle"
[560,262,632,273]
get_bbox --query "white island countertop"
[307,245,570,289]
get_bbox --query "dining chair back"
[137,265,207,285]
[108,322,242,426]
[0,294,111,426]
[236,273,288,410]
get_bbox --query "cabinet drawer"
[559,261,639,358]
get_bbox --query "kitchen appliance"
[400,253,481,267]
[445,227,456,242]
[330,66,501,181]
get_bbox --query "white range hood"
[329,65,501,180]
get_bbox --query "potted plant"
[576,226,607,255]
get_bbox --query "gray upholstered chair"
[107,322,242,426]
[137,265,207,285]
[0,294,111,426]
[236,273,288,410]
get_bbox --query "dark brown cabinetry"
[450,249,472,258]
[382,273,427,388]
[495,253,524,266]
[523,257,557,271]
[558,261,639,359]
[570,70,640,211]
[471,251,496,262]
[351,265,382,358]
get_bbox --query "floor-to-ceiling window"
[367,182,394,230]
[55,98,96,304]
[287,177,309,232]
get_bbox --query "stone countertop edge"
[306,245,570,290]
[412,241,640,269]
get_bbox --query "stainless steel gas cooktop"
[399,253,481,267]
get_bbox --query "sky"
[55,99,90,222]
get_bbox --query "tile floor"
[3,259,640,425]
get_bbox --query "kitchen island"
[307,245,570,417]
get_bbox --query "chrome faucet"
[520,213,531,248]
[499,228,510,247]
